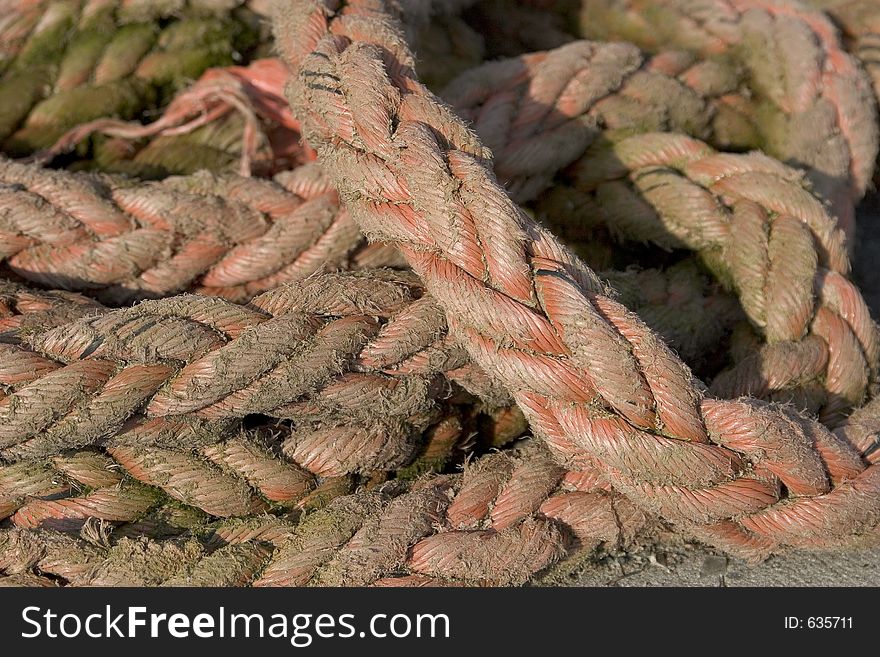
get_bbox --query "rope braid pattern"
[0,413,471,528]
[442,39,755,204]
[536,131,879,424]
[0,157,369,303]
[575,0,879,236]
[0,0,266,155]
[0,270,731,541]
[278,0,880,561]
[1,260,745,461]
[0,152,743,360]
[0,269,493,464]
[0,441,648,587]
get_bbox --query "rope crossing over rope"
[278,0,880,561]
[4,0,880,585]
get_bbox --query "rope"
[0,0,266,154]
[0,270,480,462]
[0,440,648,586]
[278,0,880,561]
[0,413,468,525]
[575,0,879,236]
[802,0,880,175]
[534,131,878,424]
[0,157,364,303]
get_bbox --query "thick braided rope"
[576,0,879,232]
[442,39,755,204]
[278,0,880,560]
[0,154,742,359]
[7,394,880,585]
[442,41,879,418]
[0,157,368,303]
[0,412,471,526]
[0,441,648,586]
[0,0,265,154]
[1,261,744,462]
[538,131,879,424]
[0,270,490,465]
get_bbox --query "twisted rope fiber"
[0,157,372,303]
[802,0,880,172]
[534,131,879,425]
[441,38,880,423]
[0,412,471,529]
[442,38,799,205]
[0,270,733,549]
[0,153,742,363]
[0,280,533,532]
[0,0,267,155]
[1,256,743,464]
[42,58,314,178]
[0,270,497,466]
[6,393,880,585]
[1,0,880,580]
[277,0,880,560]
[0,440,648,586]
[575,0,879,236]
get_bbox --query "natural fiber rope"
[0,440,648,586]
[0,0,266,154]
[0,157,366,303]
[0,412,469,525]
[40,58,313,178]
[534,131,878,424]
[0,153,743,367]
[277,0,880,560]
[1,256,746,456]
[575,0,879,235]
[0,270,484,462]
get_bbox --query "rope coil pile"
[2,0,880,586]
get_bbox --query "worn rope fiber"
[1,254,747,455]
[534,131,879,424]
[7,391,880,585]
[0,440,649,586]
[574,0,879,236]
[5,0,870,581]
[0,153,743,364]
[277,0,880,561]
[0,270,489,462]
[0,412,472,527]
[0,0,267,155]
[41,58,314,178]
[0,157,369,303]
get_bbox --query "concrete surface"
[554,192,880,587]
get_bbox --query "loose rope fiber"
[41,58,314,178]
[278,0,880,561]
